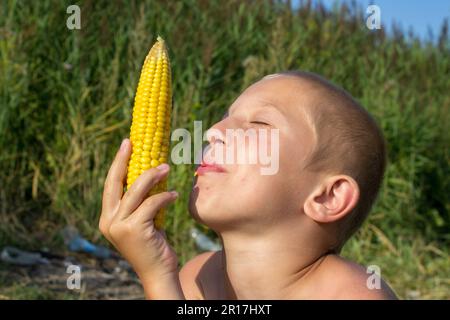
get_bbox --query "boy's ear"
[304,175,359,223]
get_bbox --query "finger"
[116,164,170,220]
[102,138,131,215]
[128,191,178,224]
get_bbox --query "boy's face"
[189,75,319,233]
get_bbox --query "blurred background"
[0,0,448,299]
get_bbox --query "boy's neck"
[218,222,334,299]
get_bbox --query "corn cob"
[127,36,172,229]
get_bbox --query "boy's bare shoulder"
[179,251,222,300]
[310,254,397,300]
[179,252,397,300]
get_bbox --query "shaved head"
[274,71,386,243]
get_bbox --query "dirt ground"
[0,251,145,300]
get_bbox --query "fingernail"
[120,139,129,154]
[170,191,178,198]
[157,163,170,172]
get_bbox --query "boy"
[99,71,397,299]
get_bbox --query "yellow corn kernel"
[127,36,172,229]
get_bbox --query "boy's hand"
[99,139,180,290]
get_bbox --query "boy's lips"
[195,161,227,176]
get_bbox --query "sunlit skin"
[189,77,316,235]
[100,74,397,299]
[185,75,395,299]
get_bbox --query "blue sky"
[293,0,450,40]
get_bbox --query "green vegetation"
[1,0,448,299]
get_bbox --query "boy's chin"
[188,197,235,232]
[188,197,218,228]
[188,187,218,224]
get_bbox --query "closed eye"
[250,121,270,126]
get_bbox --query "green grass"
[0,0,449,299]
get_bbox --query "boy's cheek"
[190,161,290,208]
[189,173,293,229]
[235,173,289,204]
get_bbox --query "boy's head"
[189,71,386,250]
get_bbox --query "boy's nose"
[206,129,225,145]
[203,125,227,165]
[207,115,240,145]
[201,136,225,166]
[206,125,227,146]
